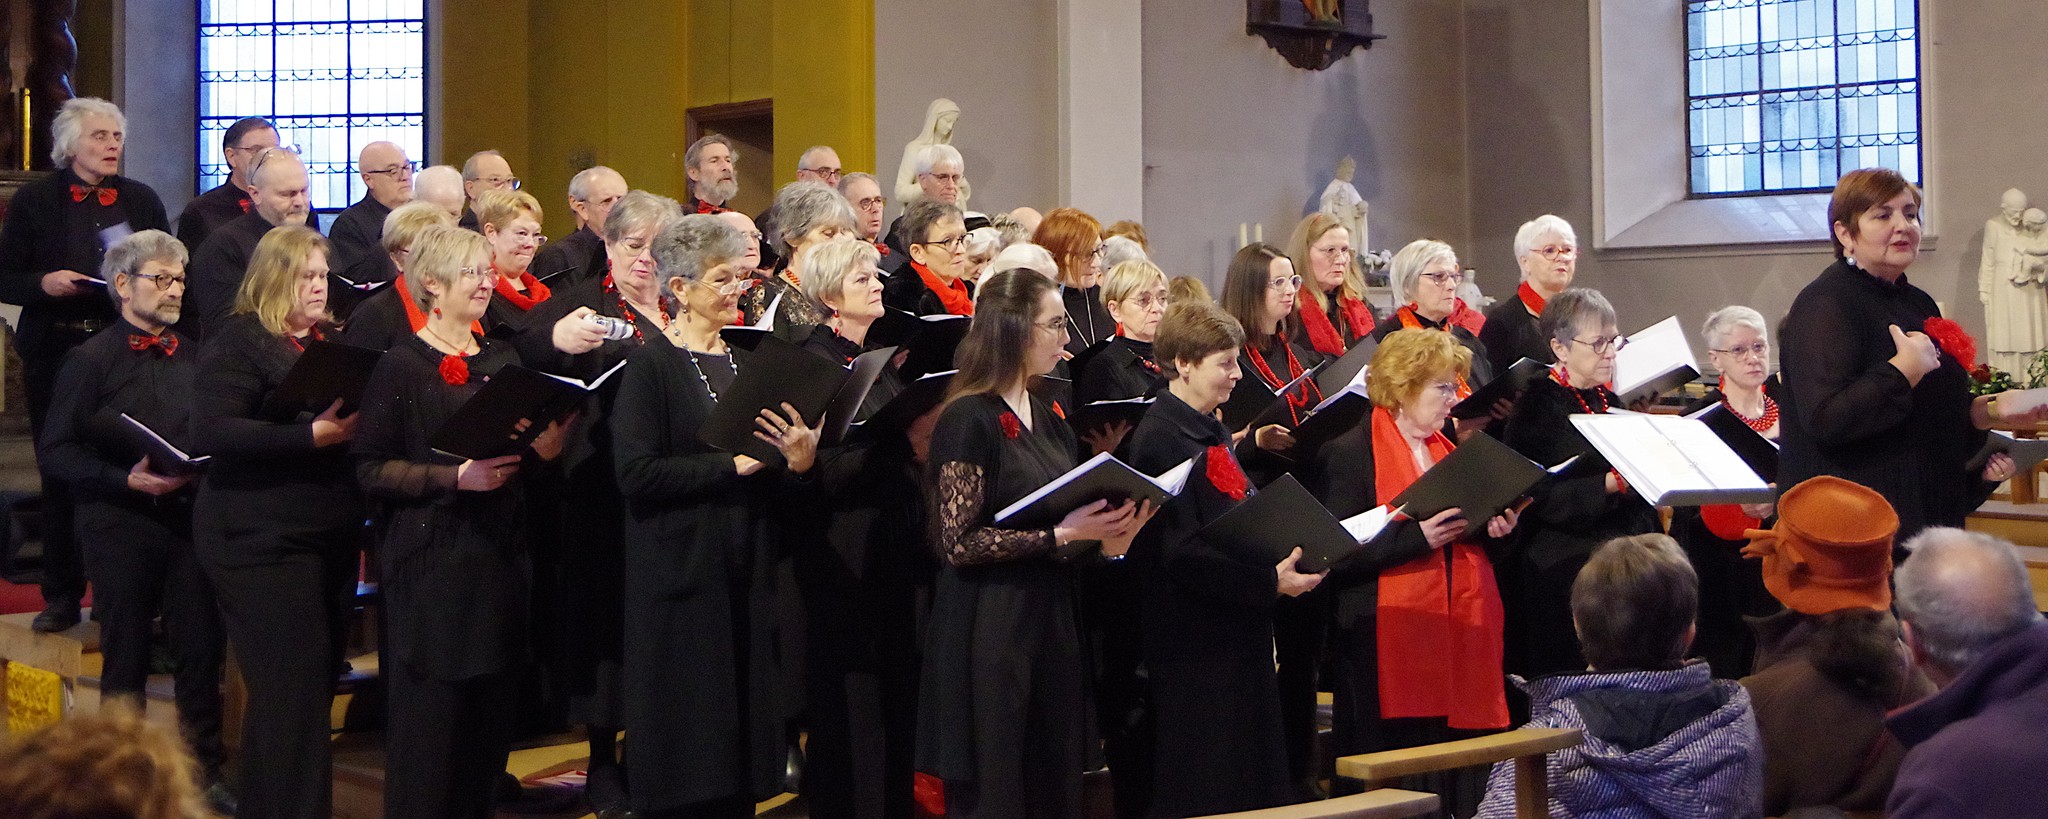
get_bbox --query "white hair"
[1895,528,2044,677]
[1699,305,1768,350]
[568,165,623,202]
[962,226,1005,259]
[1388,238,1458,303]
[1513,214,1577,263]
[796,145,838,172]
[1099,236,1148,270]
[990,242,1058,281]
[915,143,964,176]
[51,97,125,167]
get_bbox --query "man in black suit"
[0,97,170,632]
[184,148,311,338]
[459,149,519,231]
[531,165,625,286]
[176,116,277,253]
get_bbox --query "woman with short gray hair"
[1500,287,1661,677]
[1479,214,1579,374]
[612,212,821,815]
[1377,239,1495,426]
[743,182,854,330]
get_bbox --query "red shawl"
[491,266,553,311]
[1299,289,1375,356]
[1369,406,1508,729]
[393,275,485,336]
[1516,281,1546,316]
[1447,296,1484,335]
[911,261,974,316]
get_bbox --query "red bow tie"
[238,197,251,214]
[873,241,891,257]
[128,333,178,357]
[695,199,729,215]
[71,184,117,206]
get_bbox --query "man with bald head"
[1886,527,2048,817]
[755,145,839,270]
[459,149,518,230]
[186,147,311,337]
[413,164,465,220]
[327,142,414,294]
[531,165,626,286]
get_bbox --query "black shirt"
[39,319,197,503]
[184,210,279,339]
[0,168,170,353]
[530,224,607,287]
[1060,284,1115,356]
[175,182,250,253]
[340,283,413,352]
[327,194,393,284]
[1076,335,1165,406]
[1477,293,1552,377]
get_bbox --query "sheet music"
[1340,504,1395,543]
[1613,316,1699,399]
[1152,457,1195,495]
[1571,414,1771,505]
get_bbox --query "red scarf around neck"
[393,275,485,336]
[911,260,974,316]
[1394,305,1472,400]
[491,266,552,311]
[1298,289,1375,356]
[1516,282,1547,316]
[1368,406,1508,729]
[1447,296,1484,335]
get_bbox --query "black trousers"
[1079,561,1152,819]
[383,666,519,819]
[805,650,921,819]
[195,504,359,819]
[1273,592,1328,787]
[77,500,225,780]
[24,325,94,604]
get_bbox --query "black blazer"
[1477,294,1552,378]
[175,182,250,253]
[0,169,169,353]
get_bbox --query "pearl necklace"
[674,326,737,402]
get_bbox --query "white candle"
[1238,223,1247,248]
[1254,223,1263,243]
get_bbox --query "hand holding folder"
[428,361,626,460]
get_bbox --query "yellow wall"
[435,0,873,238]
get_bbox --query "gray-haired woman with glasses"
[1499,287,1660,678]
[1377,239,1500,438]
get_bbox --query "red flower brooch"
[1924,317,1978,367]
[999,411,1022,439]
[1206,444,1249,501]
[439,353,470,386]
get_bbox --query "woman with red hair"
[1034,207,1115,356]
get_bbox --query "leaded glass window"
[198,0,426,213]
[1686,0,1919,196]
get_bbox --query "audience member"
[0,706,218,819]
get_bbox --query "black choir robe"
[176,182,251,253]
[185,211,280,339]
[1477,293,1552,377]
[1075,335,1165,408]
[1060,284,1115,357]
[530,224,607,287]
[339,284,412,352]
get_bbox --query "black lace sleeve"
[929,460,1057,566]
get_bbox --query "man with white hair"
[458,149,518,230]
[884,143,967,257]
[186,147,311,337]
[413,164,465,220]
[0,97,171,632]
[177,116,278,252]
[1478,213,1578,374]
[1885,527,2048,818]
[756,145,841,270]
[838,171,904,277]
[531,165,627,286]
[327,141,415,286]
[684,134,738,215]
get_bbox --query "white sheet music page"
[1613,316,1699,400]
[1570,414,1772,505]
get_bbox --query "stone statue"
[1319,156,1368,259]
[894,98,969,207]
[2020,208,2048,283]
[1980,189,2048,373]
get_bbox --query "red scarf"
[491,266,552,311]
[911,261,974,316]
[1447,296,1484,335]
[1516,282,1547,316]
[1394,305,1472,400]
[1368,406,1508,729]
[1298,289,1375,356]
[393,275,486,336]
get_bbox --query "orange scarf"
[393,275,485,336]
[911,260,974,316]
[1298,289,1375,356]
[491,266,552,311]
[1368,406,1508,729]
[1394,305,1473,401]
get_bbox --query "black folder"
[260,340,384,421]
[1386,431,1550,540]
[701,330,863,464]
[428,361,626,460]
[1966,430,2048,475]
[993,451,1191,529]
[106,412,210,476]
[1314,336,1379,396]
[1220,364,1321,432]
[869,310,970,381]
[818,346,901,447]
[1687,403,1780,483]
[855,370,956,440]
[1198,474,1361,574]
[1452,357,1548,419]
[1067,397,1154,440]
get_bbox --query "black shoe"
[586,763,630,815]
[31,599,81,633]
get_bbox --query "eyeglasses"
[1090,244,1107,260]
[1267,274,1303,291]
[129,271,186,291]
[1711,342,1769,360]
[693,277,752,296]
[918,233,969,252]
[1122,290,1169,311]
[1313,245,1353,259]
[1427,381,1459,398]
[1569,334,1629,354]
[922,172,965,186]
[1535,245,1578,261]
[1036,317,1070,334]
[248,145,302,177]
[363,161,417,178]
[853,196,886,211]
[472,175,521,190]
[802,167,844,182]
[507,229,547,247]
[456,266,497,283]
[1419,271,1465,287]
[738,230,765,243]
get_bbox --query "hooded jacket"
[1885,622,2048,818]
[1478,663,1763,818]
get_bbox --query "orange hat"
[1741,476,1898,615]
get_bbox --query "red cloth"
[910,261,974,316]
[1368,406,1509,729]
[127,334,178,357]
[1298,290,1374,356]
[491,266,552,311]
[393,275,484,336]
[1448,296,1484,335]
[694,198,730,215]
[1516,281,1546,316]
[70,183,116,205]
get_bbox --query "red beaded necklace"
[1718,377,1779,433]
[1552,364,1609,414]
[604,274,670,344]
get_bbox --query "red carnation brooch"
[1923,317,1978,368]
[439,353,470,386]
[999,411,1022,439]
[1206,444,1249,501]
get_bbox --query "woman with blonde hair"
[476,188,554,331]
[193,224,363,819]
[1287,212,1376,356]
[1378,239,1496,436]
[1077,259,1170,406]
[0,706,215,819]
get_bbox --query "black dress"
[191,314,365,819]
[1060,284,1115,357]
[353,335,532,818]
[613,339,802,813]
[1075,336,1165,407]
[1670,385,1785,678]
[1477,294,1552,378]
[1778,260,1993,544]
[1127,390,1296,816]
[1497,376,1660,677]
[917,393,1092,818]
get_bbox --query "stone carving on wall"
[893,98,970,208]
[1981,188,2048,373]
